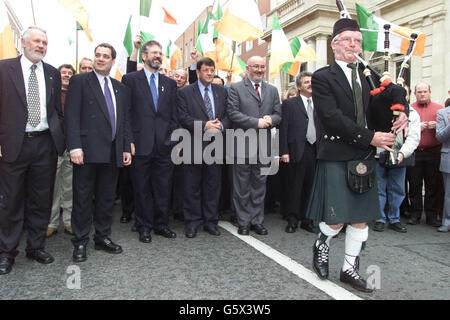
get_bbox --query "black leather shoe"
[238,226,249,235]
[72,245,87,262]
[340,268,374,293]
[300,221,315,233]
[250,224,268,235]
[426,219,440,227]
[285,223,297,233]
[0,256,14,275]
[185,228,197,238]
[94,238,122,254]
[203,225,220,236]
[407,217,420,225]
[312,242,329,279]
[154,227,177,238]
[388,222,407,233]
[26,249,54,264]
[372,222,385,232]
[139,229,152,243]
[120,216,131,223]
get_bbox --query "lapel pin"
[162,86,164,92]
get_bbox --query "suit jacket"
[177,81,230,161]
[0,56,65,162]
[227,78,281,159]
[436,107,450,173]
[65,71,131,167]
[312,62,376,161]
[121,70,178,156]
[279,95,319,162]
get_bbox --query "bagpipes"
[336,1,415,165]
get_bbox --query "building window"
[246,40,253,51]
[236,42,242,56]
[185,43,188,63]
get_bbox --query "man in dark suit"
[279,72,317,234]
[308,19,407,292]
[121,40,178,243]
[227,56,282,236]
[0,26,65,274]
[65,43,132,262]
[177,57,229,238]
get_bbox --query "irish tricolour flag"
[0,0,16,60]
[356,3,426,56]
[269,14,294,79]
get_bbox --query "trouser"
[48,151,72,228]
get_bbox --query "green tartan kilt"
[306,159,381,225]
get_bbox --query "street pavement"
[0,203,448,301]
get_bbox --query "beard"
[146,58,162,70]
[24,47,45,63]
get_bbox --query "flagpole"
[75,22,79,73]
[30,0,36,24]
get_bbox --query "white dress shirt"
[335,59,362,90]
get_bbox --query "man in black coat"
[307,19,408,292]
[65,43,132,262]
[177,57,230,238]
[279,72,317,234]
[0,26,65,274]
[121,40,178,243]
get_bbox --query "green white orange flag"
[138,0,155,63]
[217,0,263,42]
[115,15,133,81]
[162,7,177,24]
[281,36,317,76]
[269,14,294,79]
[58,0,92,41]
[356,3,426,56]
[0,0,16,60]
[195,12,216,58]
[166,40,182,71]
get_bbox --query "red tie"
[255,83,261,100]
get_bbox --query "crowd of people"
[0,18,448,294]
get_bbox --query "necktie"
[254,83,261,100]
[150,73,158,111]
[306,98,316,144]
[103,77,116,141]
[347,63,365,127]
[27,64,41,127]
[203,86,214,120]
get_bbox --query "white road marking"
[218,221,362,300]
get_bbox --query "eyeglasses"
[337,37,363,45]
[249,64,266,70]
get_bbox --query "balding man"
[227,56,281,236]
[406,83,444,226]
[0,26,65,274]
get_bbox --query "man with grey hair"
[227,56,281,236]
[0,26,65,274]
[280,71,317,234]
[122,40,178,243]
[307,18,407,292]
[78,58,93,73]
